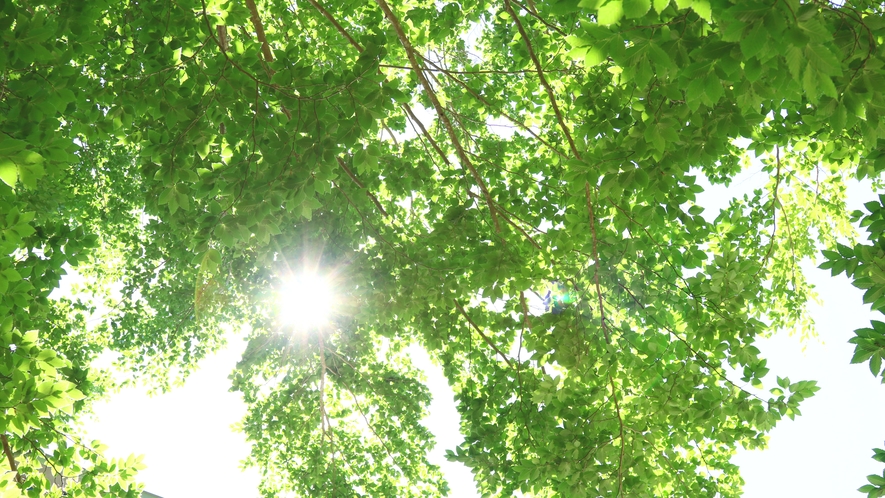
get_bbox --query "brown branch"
[244,0,275,65]
[303,0,363,52]
[243,0,292,120]
[376,0,500,231]
[1,434,23,485]
[510,0,566,36]
[380,64,574,75]
[419,55,568,159]
[303,0,463,192]
[586,181,610,344]
[503,0,579,159]
[465,190,543,251]
[336,157,389,217]
[216,25,229,52]
[453,299,514,368]
[402,103,450,165]
[381,122,398,145]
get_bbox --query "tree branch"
[302,1,462,208]
[1,434,23,485]
[418,55,568,159]
[503,0,579,159]
[586,181,610,344]
[336,157,389,218]
[303,0,363,52]
[453,299,514,368]
[243,0,292,119]
[244,0,275,65]
[375,0,500,232]
[609,376,625,498]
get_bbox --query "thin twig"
[336,157,389,217]
[510,0,566,36]
[299,0,457,173]
[318,332,329,452]
[453,299,514,368]
[757,145,781,275]
[609,376,625,497]
[380,64,573,75]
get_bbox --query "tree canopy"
[2,0,885,496]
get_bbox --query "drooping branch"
[585,181,610,344]
[375,0,501,232]
[401,103,450,166]
[303,0,363,52]
[503,0,579,159]
[454,299,514,368]
[758,145,782,275]
[1,434,23,485]
[336,157,389,218]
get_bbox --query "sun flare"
[278,273,334,330]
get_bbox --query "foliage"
[1,0,885,496]
[859,445,885,498]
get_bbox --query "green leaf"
[623,0,651,19]
[201,248,222,273]
[868,474,885,486]
[806,43,842,77]
[597,0,624,25]
[803,64,819,103]
[871,354,883,377]
[705,74,723,104]
[2,268,21,282]
[740,24,767,59]
[0,158,17,188]
[692,0,712,21]
[21,330,38,344]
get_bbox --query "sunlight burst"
[278,273,334,330]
